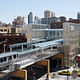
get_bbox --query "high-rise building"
[44,10,55,18]
[28,12,33,24]
[59,16,66,22]
[77,12,80,19]
[34,16,41,24]
[51,12,55,17]
[12,16,24,27]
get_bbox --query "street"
[38,72,80,80]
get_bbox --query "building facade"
[29,23,63,41]
[41,17,60,24]
[27,24,49,41]
[32,29,63,42]
[0,24,12,33]
[50,22,63,29]
[63,22,80,67]
[12,16,24,27]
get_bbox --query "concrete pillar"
[42,48,44,53]
[51,46,53,51]
[10,48,12,52]
[36,59,50,79]
[11,70,27,80]
[22,45,24,52]
[24,70,27,80]
[47,60,50,79]
[4,44,6,53]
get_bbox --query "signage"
[70,26,74,31]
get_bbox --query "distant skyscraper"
[44,10,51,18]
[77,12,80,19]
[28,12,33,24]
[44,10,55,18]
[51,12,55,17]
[34,16,41,24]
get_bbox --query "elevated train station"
[0,39,64,80]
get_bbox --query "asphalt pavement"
[38,72,80,80]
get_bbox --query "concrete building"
[26,24,63,42]
[26,24,49,42]
[27,24,50,29]
[44,10,55,18]
[23,26,32,43]
[77,12,80,19]
[63,22,80,67]
[41,17,60,24]
[11,26,32,43]
[69,19,80,23]
[28,12,33,24]
[11,27,25,34]
[12,16,24,27]
[0,24,12,33]
[12,24,32,43]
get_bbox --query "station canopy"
[34,39,63,48]
[9,42,32,48]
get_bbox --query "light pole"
[67,49,69,80]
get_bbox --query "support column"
[47,60,50,79]
[24,70,27,80]
[36,59,50,79]
[42,48,44,53]
[51,46,53,51]
[4,44,6,53]
[22,45,24,52]
[11,70,27,80]
[10,48,12,52]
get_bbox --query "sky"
[0,0,80,23]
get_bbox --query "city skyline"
[0,0,80,23]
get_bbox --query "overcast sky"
[0,0,80,23]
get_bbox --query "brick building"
[50,22,63,29]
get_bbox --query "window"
[4,57,7,61]
[0,58,3,62]
[4,29,7,32]
[8,56,12,60]
[17,54,18,57]
[13,55,16,59]
[0,29,3,32]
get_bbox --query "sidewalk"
[38,72,65,80]
[38,71,80,80]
